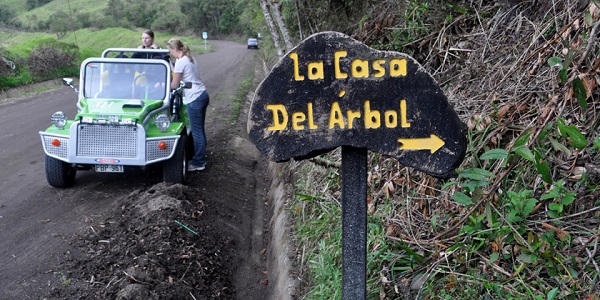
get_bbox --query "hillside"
[16,0,108,28]
[287,1,600,299]
[1,0,27,15]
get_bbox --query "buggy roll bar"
[102,48,170,58]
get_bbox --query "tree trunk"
[269,0,294,52]
[259,0,284,57]
[294,0,304,40]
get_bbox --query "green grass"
[229,70,255,125]
[291,158,343,299]
[16,0,109,27]
[1,0,28,15]
[0,27,210,90]
[291,114,599,299]
[0,27,209,60]
[58,28,207,58]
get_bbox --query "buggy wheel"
[163,134,187,184]
[45,155,76,188]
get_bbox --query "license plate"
[95,164,124,173]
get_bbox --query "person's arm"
[171,72,182,89]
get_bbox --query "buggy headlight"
[51,111,67,129]
[156,114,170,132]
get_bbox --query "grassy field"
[0,27,209,90]
[1,0,29,15]
[15,0,109,28]
[0,27,207,57]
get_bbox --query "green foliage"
[0,27,206,89]
[0,37,76,89]
[2,0,28,16]
[48,10,71,38]
[556,118,587,149]
[540,180,576,218]
[17,0,109,30]
[0,68,34,90]
[151,10,186,33]
[505,190,537,223]
[27,39,79,80]
[229,69,255,125]
[26,0,53,10]
[237,0,264,37]
[373,1,431,53]
[180,0,240,34]
[292,176,343,300]
[0,4,16,25]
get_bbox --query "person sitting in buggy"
[97,47,170,100]
[97,60,134,99]
[132,29,170,63]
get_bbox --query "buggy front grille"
[42,135,69,159]
[77,124,139,158]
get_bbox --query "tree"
[152,10,186,33]
[269,0,293,51]
[48,11,71,38]
[26,0,52,10]
[0,4,15,26]
[259,0,284,56]
[105,0,126,21]
[180,0,239,34]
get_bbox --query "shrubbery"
[0,39,79,91]
[0,49,29,90]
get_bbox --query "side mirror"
[180,81,192,89]
[62,78,78,93]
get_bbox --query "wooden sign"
[248,31,466,178]
[248,31,468,299]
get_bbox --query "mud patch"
[46,182,234,299]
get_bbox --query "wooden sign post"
[247,31,467,299]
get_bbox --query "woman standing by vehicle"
[167,38,210,171]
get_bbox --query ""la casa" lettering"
[289,51,407,81]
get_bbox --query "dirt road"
[0,40,272,299]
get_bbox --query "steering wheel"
[133,73,165,100]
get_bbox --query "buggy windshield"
[82,61,169,100]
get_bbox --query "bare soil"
[0,40,272,300]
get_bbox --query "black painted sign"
[248,31,466,178]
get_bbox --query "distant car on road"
[247,38,259,49]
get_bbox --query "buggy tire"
[163,134,187,184]
[45,155,76,188]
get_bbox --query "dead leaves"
[541,222,570,240]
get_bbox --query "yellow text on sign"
[266,100,411,131]
[289,51,407,81]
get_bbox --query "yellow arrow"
[398,134,445,154]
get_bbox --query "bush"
[26,0,53,10]
[0,49,18,77]
[0,48,30,91]
[48,11,72,38]
[151,10,186,33]
[27,40,79,81]
[0,4,15,25]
